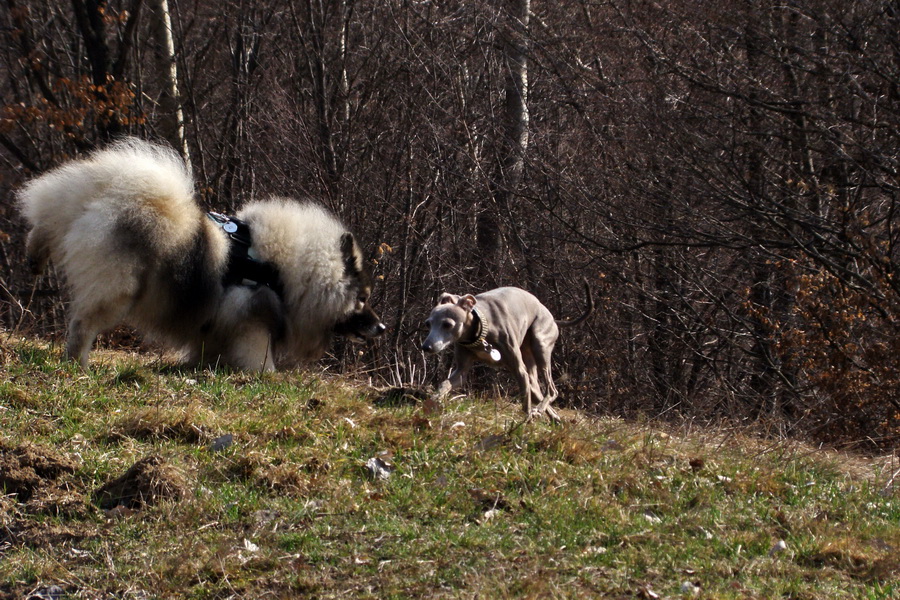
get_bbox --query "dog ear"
[458,294,477,311]
[438,293,458,305]
[340,233,364,276]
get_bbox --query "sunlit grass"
[0,337,897,599]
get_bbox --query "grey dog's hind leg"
[521,342,545,408]
[500,343,535,415]
[531,330,561,421]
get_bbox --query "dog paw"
[545,406,562,423]
[527,406,561,423]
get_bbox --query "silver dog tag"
[223,222,238,233]
[481,341,501,362]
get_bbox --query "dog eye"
[441,321,452,330]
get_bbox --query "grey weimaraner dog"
[421,282,593,420]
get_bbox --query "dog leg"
[65,291,135,369]
[532,332,560,417]
[543,405,562,422]
[65,318,95,369]
[435,351,475,398]
[521,343,545,412]
[499,344,534,415]
[533,367,559,415]
[534,376,560,416]
[66,308,122,368]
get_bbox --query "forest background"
[1,0,898,450]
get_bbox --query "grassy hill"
[1,338,898,599]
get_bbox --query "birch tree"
[147,0,190,166]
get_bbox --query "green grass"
[0,338,898,599]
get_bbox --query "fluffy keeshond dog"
[17,138,385,370]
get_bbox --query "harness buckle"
[206,211,284,298]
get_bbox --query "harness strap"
[207,212,284,298]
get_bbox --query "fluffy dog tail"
[17,137,199,270]
[556,279,594,327]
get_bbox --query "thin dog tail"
[556,279,594,327]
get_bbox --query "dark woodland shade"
[2,0,899,447]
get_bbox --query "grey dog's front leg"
[434,351,475,398]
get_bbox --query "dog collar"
[458,308,501,362]
[459,307,487,349]
[207,212,284,297]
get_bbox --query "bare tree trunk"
[291,0,343,207]
[220,7,262,211]
[70,0,122,139]
[147,0,190,166]
[71,0,110,89]
[742,4,783,415]
[500,0,530,195]
[478,0,530,280]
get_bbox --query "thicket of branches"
[2,0,898,449]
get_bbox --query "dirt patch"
[0,439,88,517]
[25,482,90,517]
[0,495,17,527]
[93,455,189,509]
[0,489,96,549]
[0,440,79,499]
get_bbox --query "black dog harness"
[206,212,284,297]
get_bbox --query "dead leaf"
[104,505,137,519]
[411,416,431,431]
[421,398,442,417]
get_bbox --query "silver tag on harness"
[223,222,238,233]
